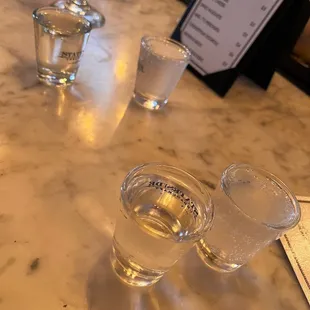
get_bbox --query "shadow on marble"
[87,249,208,310]
[114,96,175,133]
[12,61,40,90]
[180,248,261,305]
[37,84,133,149]
[109,97,170,140]
[87,250,149,310]
[42,84,89,110]
[87,246,263,310]
[40,84,97,123]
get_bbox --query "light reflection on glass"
[73,103,130,148]
[56,89,66,117]
[76,108,96,145]
[115,102,128,124]
[114,51,129,82]
[0,134,9,162]
[149,291,161,310]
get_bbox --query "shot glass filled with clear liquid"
[133,36,191,110]
[196,163,301,273]
[111,163,214,287]
[33,7,91,86]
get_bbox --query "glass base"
[133,92,168,111]
[196,241,242,273]
[51,0,105,28]
[37,67,76,87]
[110,244,164,287]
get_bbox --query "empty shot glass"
[196,163,301,273]
[111,163,214,287]
[133,36,191,110]
[33,7,91,86]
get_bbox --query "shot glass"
[133,36,191,110]
[33,7,91,87]
[111,163,214,287]
[197,163,301,273]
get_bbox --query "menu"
[180,0,284,75]
[281,196,310,304]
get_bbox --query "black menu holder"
[173,0,309,97]
[279,55,310,96]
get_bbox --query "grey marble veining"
[0,0,309,309]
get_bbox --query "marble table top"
[0,0,309,309]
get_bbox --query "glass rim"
[121,162,214,240]
[221,163,301,231]
[32,7,92,35]
[141,36,191,62]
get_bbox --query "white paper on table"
[281,196,310,305]
[180,0,284,75]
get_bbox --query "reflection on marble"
[0,0,309,309]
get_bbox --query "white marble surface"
[0,0,309,309]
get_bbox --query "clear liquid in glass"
[33,8,90,86]
[111,175,200,287]
[133,37,190,110]
[197,168,298,272]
